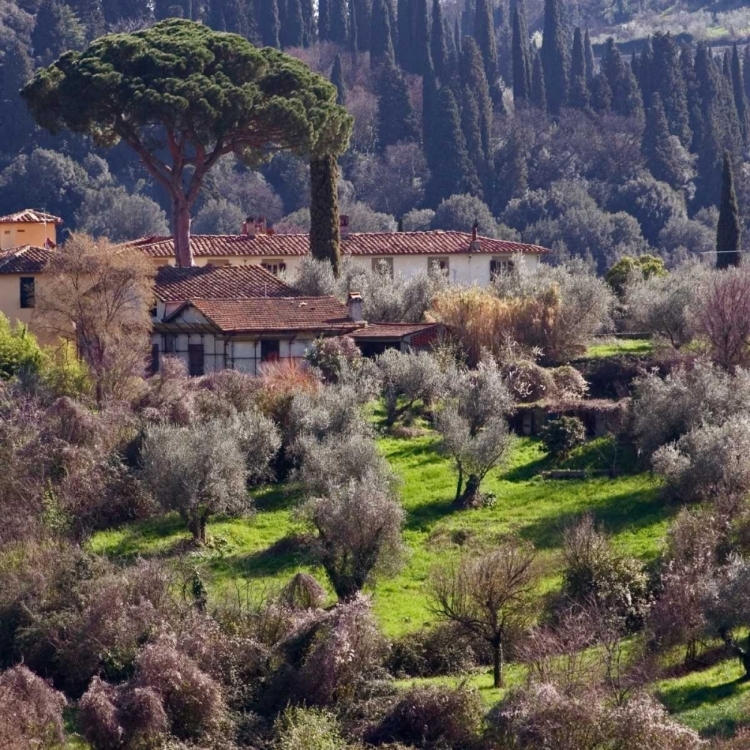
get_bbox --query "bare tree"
[300,474,405,600]
[429,541,538,688]
[36,234,154,404]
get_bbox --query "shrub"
[367,685,484,748]
[540,416,587,460]
[652,416,750,504]
[274,707,348,750]
[0,665,67,749]
[606,254,667,297]
[279,572,327,611]
[305,336,362,384]
[501,359,558,403]
[0,314,44,380]
[562,516,650,632]
[300,475,405,599]
[550,366,589,401]
[430,193,499,236]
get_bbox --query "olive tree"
[435,358,514,508]
[300,474,405,599]
[22,20,352,267]
[141,412,279,543]
[430,541,538,688]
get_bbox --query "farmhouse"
[151,264,364,376]
[128,217,549,285]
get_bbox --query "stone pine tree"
[330,0,349,44]
[642,93,684,188]
[318,0,330,40]
[731,44,749,142]
[260,0,281,46]
[427,87,476,205]
[331,53,346,105]
[531,48,546,110]
[23,20,352,268]
[540,0,568,114]
[460,38,493,166]
[584,27,595,81]
[716,152,742,269]
[430,0,447,81]
[310,155,342,275]
[512,2,531,105]
[474,0,499,100]
[371,0,395,64]
[376,60,419,150]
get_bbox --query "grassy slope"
[89,428,749,737]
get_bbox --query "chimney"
[470,221,481,252]
[340,214,350,239]
[347,291,364,322]
[243,217,266,238]
[254,217,266,236]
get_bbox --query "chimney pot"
[254,217,267,235]
[340,214,350,239]
[347,290,363,322]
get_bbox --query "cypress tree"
[301,0,316,45]
[330,0,349,43]
[443,15,459,81]
[310,155,341,276]
[531,49,546,110]
[493,125,528,213]
[723,49,732,81]
[474,0,499,94]
[371,0,395,64]
[349,0,359,55]
[571,27,586,82]
[590,72,612,113]
[584,27,595,81]
[460,37,493,161]
[396,0,411,69]
[454,17,461,58]
[422,60,440,143]
[224,0,251,36]
[651,33,691,147]
[331,53,346,105]
[744,44,750,102]
[427,87,477,205]
[461,87,487,197]
[430,0,447,81]
[731,43,749,142]
[716,152,742,269]
[207,0,226,29]
[512,2,531,105]
[569,72,589,110]
[600,38,643,118]
[461,0,475,37]
[541,0,569,114]
[260,0,281,46]
[318,0,330,40]
[67,0,105,40]
[414,0,432,76]
[0,39,34,154]
[32,0,86,63]
[637,37,654,106]
[281,0,304,47]
[376,59,419,150]
[353,0,370,50]
[642,93,684,188]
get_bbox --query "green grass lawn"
[89,428,750,736]
[585,337,654,359]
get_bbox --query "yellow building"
[0,210,60,335]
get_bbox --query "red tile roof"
[154,264,295,302]
[350,322,441,339]
[129,231,549,259]
[177,297,359,334]
[0,245,56,273]
[0,210,62,224]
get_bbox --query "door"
[188,344,205,377]
[261,339,280,362]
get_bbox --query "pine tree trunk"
[309,155,341,276]
[172,197,193,268]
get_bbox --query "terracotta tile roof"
[154,264,295,302]
[0,245,56,274]
[129,231,549,259]
[350,322,441,339]
[0,209,62,224]
[178,297,359,334]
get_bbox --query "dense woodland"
[2,0,750,271]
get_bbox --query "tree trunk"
[172,196,194,268]
[456,474,481,509]
[189,512,208,545]
[309,154,341,276]
[493,638,504,688]
[455,465,464,503]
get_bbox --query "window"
[188,343,204,377]
[150,344,160,375]
[371,257,393,277]
[261,339,280,362]
[261,261,287,277]
[490,258,515,281]
[19,277,35,308]
[428,257,449,276]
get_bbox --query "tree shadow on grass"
[98,514,190,559]
[254,483,302,512]
[220,534,317,580]
[405,495,457,532]
[517,485,673,550]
